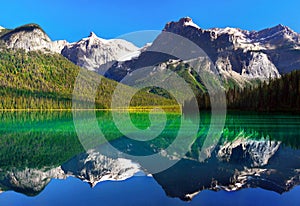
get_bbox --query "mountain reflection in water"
[0,111,299,204]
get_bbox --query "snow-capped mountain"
[0,24,68,53]
[0,136,300,201]
[249,24,300,48]
[0,149,142,196]
[217,137,281,167]
[153,137,300,201]
[104,17,300,87]
[61,149,141,187]
[61,32,140,71]
[1,19,300,85]
[164,17,300,77]
[0,24,140,70]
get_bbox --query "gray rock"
[61,32,139,71]
[0,24,68,53]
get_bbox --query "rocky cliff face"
[104,17,300,86]
[1,20,299,84]
[61,32,139,71]
[164,17,300,77]
[0,167,66,196]
[0,24,139,69]
[61,149,141,187]
[0,138,299,201]
[0,24,68,53]
[0,149,141,195]
[217,138,281,167]
[153,137,300,201]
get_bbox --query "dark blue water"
[1,176,299,206]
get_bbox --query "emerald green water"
[0,111,299,171]
[0,111,299,205]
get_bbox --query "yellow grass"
[0,105,182,113]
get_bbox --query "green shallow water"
[0,111,299,170]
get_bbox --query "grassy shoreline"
[0,105,181,113]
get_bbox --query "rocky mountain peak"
[180,16,193,22]
[262,24,295,36]
[75,32,112,47]
[86,31,106,44]
[1,23,49,41]
[249,24,299,46]
[0,26,4,30]
[1,20,300,85]
[274,24,292,32]
[61,150,141,187]
[158,17,300,82]
[89,31,97,38]
[0,23,68,53]
[164,17,201,32]
[61,32,139,71]
[181,17,200,29]
[178,17,200,28]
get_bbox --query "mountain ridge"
[164,17,300,75]
[61,31,139,71]
[1,19,300,95]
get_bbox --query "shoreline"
[0,105,182,113]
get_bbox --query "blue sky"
[1,0,300,43]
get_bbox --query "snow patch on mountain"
[210,27,265,51]
[182,17,200,29]
[218,138,281,167]
[62,149,141,187]
[61,32,139,71]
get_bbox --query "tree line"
[183,70,300,112]
[0,49,176,110]
[226,70,300,112]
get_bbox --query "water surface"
[0,111,299,205]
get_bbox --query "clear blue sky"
[1,0,300,43]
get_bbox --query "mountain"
[61,32,140,71]
[0,24,68,53]
[2,20,299,88]
[249,24,300,49]
[0,111,299,199]
[164,17,300,76]
[225,69,300,112]
[0,149,140,196]
[0,167,66,196]
[0,49,175,110]
[0,26,7,36]
[0,24,140,69]
[0,24,140,70]
[103,17,300,89]
[0,24,176,110]
[1,135,300,200]
[153,139,300,201]
[61,149,141,187]
[1,21,299,110]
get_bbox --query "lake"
[0,111,299,206]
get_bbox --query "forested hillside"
[183,70,300,112]
[0,49,176,109]
[227,70,300,112]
